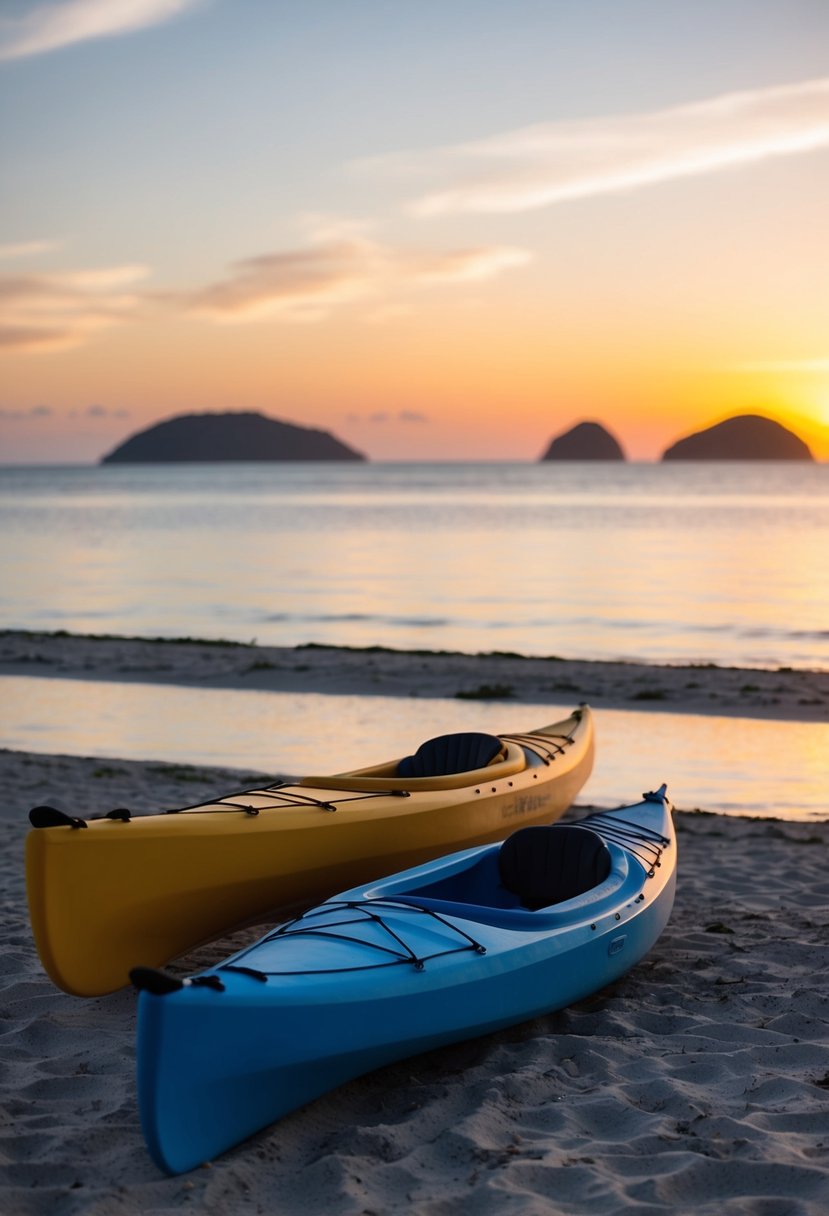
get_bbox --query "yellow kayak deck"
[26,708,594,996]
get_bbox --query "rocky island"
[662,414,812,461]
[541,421,626,461]
[100,411,365,463]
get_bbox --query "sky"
[1,0,828,462]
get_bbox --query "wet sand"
[1,629,828,721]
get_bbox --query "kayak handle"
[29,806,87,830]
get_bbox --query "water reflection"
[1,675,826,821]
[2,463,828,667]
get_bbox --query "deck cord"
[501,731,573,765]
[164,785,413,816]
[576,809,670,874]
[212,899,488,981]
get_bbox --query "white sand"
[1,633,827,1212]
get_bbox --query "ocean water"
[1,461,827,670]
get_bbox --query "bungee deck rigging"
[28,729,580,828]
[576,795,671,873]
[166,787,410,816]
[500,731,575,763]
[190,900,489,984]
[30,782,418,826]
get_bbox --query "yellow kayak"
[26,707,594,997]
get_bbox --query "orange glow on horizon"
[1,269,828,462]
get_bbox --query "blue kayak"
[133,786,676,1174]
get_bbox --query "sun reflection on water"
[1,675,826,821]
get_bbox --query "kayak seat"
[397,732,504,779]
[498,825,612,911]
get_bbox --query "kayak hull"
[135,787,675,1174]
[26,708,594,996]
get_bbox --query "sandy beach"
[1,632,828,1213]
[1,629,828,721]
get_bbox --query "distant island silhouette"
[100,411,365,463]
[661,414,813,461]
[541,421,626,461]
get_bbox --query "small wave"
[312,613,374,623]
[739,626,829,642]
[391,617,452,628]
[262,612,374,624]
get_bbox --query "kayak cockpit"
[367,823,640,929]
[401,825,610,908]
[300,737,526,792]
[300,712,587,793]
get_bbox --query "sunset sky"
[1,0,828,462]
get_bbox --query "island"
[661,414,813,461]
[100,411,366,463]
[540,421,626,461]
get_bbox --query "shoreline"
[1,749,827,1213]
[2,629,828,722]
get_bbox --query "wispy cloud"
[182,232,531,323]
[0,230,528,352]
[0,0,205,62]
[0,263,149,352]
[0,401,130,419]
[369,78,829,216]
[85,403,130,416]
[348,409,430,426]
[0,239,58,259]
[0,404,52,418]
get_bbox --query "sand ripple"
[0,755,827,1214]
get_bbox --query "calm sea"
[1,462,827,670]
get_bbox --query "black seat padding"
[498,824,612,910]
[397,732,503,779]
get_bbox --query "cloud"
[0,402,131,421]
[0,0,205,62]
[182,233,531,324]
[347,410,430,426]
[86,403,130,416]
[0,240,57,259]
[0,231,527,352]
[368,77,829,216]
[0,404,52,418]
[185,240,380,323]
[0,263,150,352]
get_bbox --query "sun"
[762,374,829,455]
[781,396,829,460]
[792,385,829,436]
